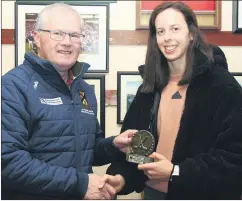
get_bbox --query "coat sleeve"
[168,81,242,199]
[106,85,154,195]
[1,73,88,199]
[92,121,126,166]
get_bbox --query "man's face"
[155,8,193,63]
[34,9,82,72]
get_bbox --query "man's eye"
[71,34,79,38]
[53,32,62,36]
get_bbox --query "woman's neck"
[168,56,186,75]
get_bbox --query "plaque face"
[126,130,155,164]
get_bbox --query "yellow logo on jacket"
[79,91,89,108]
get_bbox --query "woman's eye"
[157,30,164,35]
[173,27,179,32]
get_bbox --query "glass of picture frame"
[117,71,143,124]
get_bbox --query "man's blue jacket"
[1,52,124,199]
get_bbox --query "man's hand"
[138,152,173,181]
[113,129,137,153]
[98,174,125,193]
[84,174,116,200]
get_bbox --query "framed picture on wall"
[15,1,109,73]
[136,0,221,30]
[117,71,143,124]
[232,0,242,33]
[83,74,105,133]
[231,73,242,86]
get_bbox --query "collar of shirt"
[66,70,74,87]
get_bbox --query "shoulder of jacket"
[2,64,35,91]
[203,66,242,97]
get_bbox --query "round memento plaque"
[126,130,155,164]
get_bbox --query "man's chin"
[55,62,74,71]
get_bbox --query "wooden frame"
[83,74,106,133]
[231,72,242,86]
[232,0,242,33]
[117,71,143,124]
[15,1,110,73]
[136,1,221,30]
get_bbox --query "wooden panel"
[2,29,242,46]
[2,29,15,44]
[109,30,242,46]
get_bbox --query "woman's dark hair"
[141,1,213,93]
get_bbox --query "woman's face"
[155,8,193,63]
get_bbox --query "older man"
[2,3,135,200]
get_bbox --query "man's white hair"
[35,3,83,31]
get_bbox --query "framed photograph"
[136,0,221,30]
[117,71,143,124]
[232,73,242,86]
[232,0,242,33]
[15,1,109,72]
[83,74,106,133]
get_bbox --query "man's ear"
[33,31,40,48]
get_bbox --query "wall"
[1,1,242,199]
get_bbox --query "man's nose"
[61,34,72,45]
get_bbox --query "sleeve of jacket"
[92,121,126,166]
[1,73,88,199]
[168,79,242,199]
[106,85,154,195]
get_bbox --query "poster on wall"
[15,2,109,72]
[117,71,143,124]
[136,0,221,30]
[232,0,242,33]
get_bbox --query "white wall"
[1,1,242,199]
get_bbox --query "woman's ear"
[189,33,193,41]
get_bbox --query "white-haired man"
[2,3,133,199]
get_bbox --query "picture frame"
[15,1,109,73]
[83,74,106,133]
[232,0,242,33]
[231,72,242,86]
[117,71,143,124]
[136,0,221,30]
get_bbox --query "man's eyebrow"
[70,32,81,34]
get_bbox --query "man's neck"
[58,71,69,83]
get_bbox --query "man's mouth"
[58,50,72,55]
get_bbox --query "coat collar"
[24,52,90,78]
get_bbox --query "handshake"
[84,173,125,200]
[84,129,136,200]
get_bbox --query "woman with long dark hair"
[101,2,242,199]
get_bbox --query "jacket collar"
[24,52,90,78]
